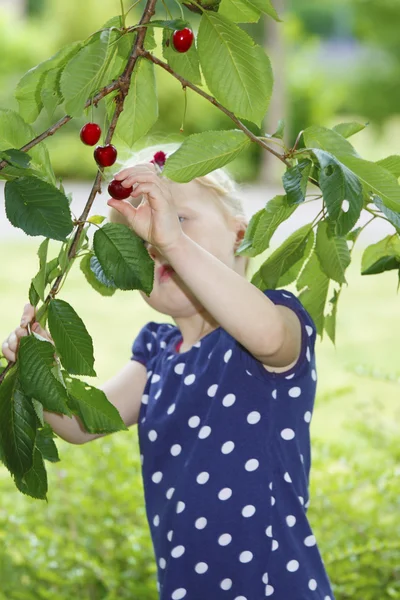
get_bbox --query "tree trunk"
[260,0,287,185]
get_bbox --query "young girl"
[3,143,335,600]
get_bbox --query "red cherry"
[94,144,118,167]
[108,180,133,200]
[80,123,101,146]
[172,28,194,53]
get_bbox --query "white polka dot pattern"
[132,298,334,599]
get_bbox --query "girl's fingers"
[114,163,156,181]
[20,303,35,327]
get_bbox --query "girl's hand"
[2,303,54,363]
[107,163,184,253]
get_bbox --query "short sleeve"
[261,288,317,376]
[130,321,161,368]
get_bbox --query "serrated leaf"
[238,195,296,257]
[282,159,312,205]
[197,12,273,126]
[376,155,400,179]
[5,176,74,241]
[297,251,330,336]
[36,426,60,463]
[372,196,400,232]
[41,68,62,119]
[31,238,49,302]
[63,372,128,435]
[47,299,96,377]
[311,149,363,236]
[0,149,31,169]
[31,398,44,426]
[332,122,367,139]
[303,125,359,158]
[113,58,158,147]
[14,444,48,500]
[162,28,202,85]
[277,232,314,287]
[258,223,313,289]
[361,235,400,275]
[324,288,340,344]
[93,223,155,293]
[80,253,116,296]
[267,119,285,140]
[61,31,113,117]
[336,153,400,214]
[15,41,83,122]
[163,129,251,182]
[245,0,281,20]
[0,109,55,184]
[0,366,37,478]
[18,336,72,416]
[315,221,351,284]
[219,0,261,22]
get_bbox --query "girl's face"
[139,179,247,318]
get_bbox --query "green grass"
[1,239,399,457]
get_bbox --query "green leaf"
[266,119,285,140]
[113,58,158,147]
[41,68,62,119]
[31,238,49,302]
[282,159,312,205]
[237,195,296,257]
[258,223,313,289]
[15,41,83,122]
[63,373,128,435]
[197,12,273,126]
[5,176,74,241]
[14,444,48,500]
[297,251,330,336]
[336,153,400,214]
[18,335,72,417]
[0,149,31,169]
[311,149,363,236]
[324,288,340,344]
[277,232,314,287]
[332,121,368,139]
[245,0,281,20]
[80,253,116,297]
[163,129,251,182]
[0,109,55,184]
[372,195,400,232]
[88,214,106,225]
[376,155,400,179]
[162,28,202,85]
[303,125,359,158]
[0,366,37,478]
[31,398,44,426]
[315,221,351,284]
[219,0,261,23]
[93,223,155,293]
[47,299,96,377]
[36,425,60,463]
[61,31,113,117]
[361,235,400,275]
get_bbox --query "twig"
[138,49,292,167]
[0,0,158,385]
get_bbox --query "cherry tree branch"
[0,0,159,384]
[138,49,291,167]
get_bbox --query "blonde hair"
[107,142,251,276]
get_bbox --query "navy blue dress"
[131,289,335,600]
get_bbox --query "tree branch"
[0,0,159,384]
[138,49,291,167]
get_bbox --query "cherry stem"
[120,0,126,28]
[139,49,291,167]
[180,85,187,133]
[125,0,143,17]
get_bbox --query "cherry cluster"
[79,27,194,200]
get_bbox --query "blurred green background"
[0,0,400,599]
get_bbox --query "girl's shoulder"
[131,321,176,367]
